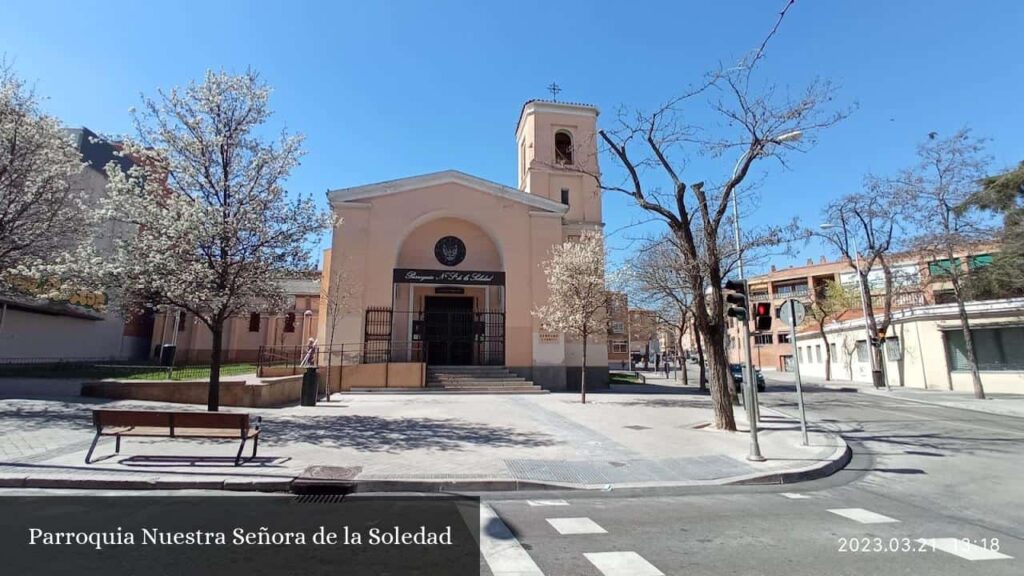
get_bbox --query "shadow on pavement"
[267,414,558,453]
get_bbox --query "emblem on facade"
[434,236,466,267]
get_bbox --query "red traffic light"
[753,302,773,331]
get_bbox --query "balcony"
[772,285,810,299]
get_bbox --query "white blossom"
[533,230,608,403]
[0,61,87,278]
[55,70,334,410]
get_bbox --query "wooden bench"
[85,409,261,466]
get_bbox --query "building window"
[815,345,822,363]
[567,235,580,243]
[754,333,773,345]
[798,347,804,363]
[561,188,570,206]
[946,327,1024,371]
[611,340,628,353]
[248,312,261,332]
[933,290,957,304]
[284,312,296,333]
[778,332,791,344]
[855,340,869,362]
[610,321,625,334]
[554,131,573,165]
[969,254,993,269]
[830,342,837,359]
[885,336,901,361]
[177,310,187,332]
[928,258,961,277]
[773,282,810,298]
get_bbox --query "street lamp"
[819,223,888,390]
[728,130,803,460]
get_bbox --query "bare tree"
[320,259,359,398]
[626,237,695,386]
[806,280,857,381]
[899,129,992,398]
[816,187,907,388]
[534,231,608,404]
[583,2,848,429]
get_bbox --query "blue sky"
[3,1,1023,272]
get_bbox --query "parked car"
[729,363,766,393]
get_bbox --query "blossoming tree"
[533,231,608,403]
[63,70,332,411]
[0,61,86,277]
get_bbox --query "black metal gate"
[364,305,504,366]
[476,310,505,366]
[363,306,393,363]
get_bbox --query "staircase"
[425,366,546,394]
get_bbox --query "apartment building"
[730,247,999,372]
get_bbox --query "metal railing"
[256,342,425,376]
[0,358,257,381]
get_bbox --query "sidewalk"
[0,377,848,492]
[766,370,1024,419]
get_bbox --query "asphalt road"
[480,375,1024,575]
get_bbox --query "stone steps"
[423,366,544,393]
[347,387,547,395]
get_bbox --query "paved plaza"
[0,375,845,491]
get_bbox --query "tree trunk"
[818,321,832,381]
[702,322,737,431]
[678,325,689,386]
[954,289,985,399]
[208,325,223,412]
[694,318,707,391]
[580,331,587,404]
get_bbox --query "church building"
[322,100,608,390]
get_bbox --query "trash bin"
[301,367,318,406]
[159,344,177,367]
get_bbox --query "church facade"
[322,100,608,390]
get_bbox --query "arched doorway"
[387,217,505,366]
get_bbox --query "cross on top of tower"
[546,82,561,101]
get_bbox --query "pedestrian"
[301,337,318,367]
[664,357,670,378]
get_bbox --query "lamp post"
[819,223,889,390]
[729,130,803,436]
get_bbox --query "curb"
[0,476,293,492]
[855,387,1024,419]
[728,442,852,485]
[0,437,851,494]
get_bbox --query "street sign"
[778,297,810,446]
[778,299,806,327]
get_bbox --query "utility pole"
[783,299,809,446]
[725,279,764,462]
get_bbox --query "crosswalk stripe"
[479,504,545,576]
[781,492,810,499]
[546,517,607,535]
[827,508,899,524]
[584,551,664,576]
[917,538,1013,561]
[527,499,569,507]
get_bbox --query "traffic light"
[724,279,747,321]
[753,302,772,331]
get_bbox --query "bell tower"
[515,100,602,230]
